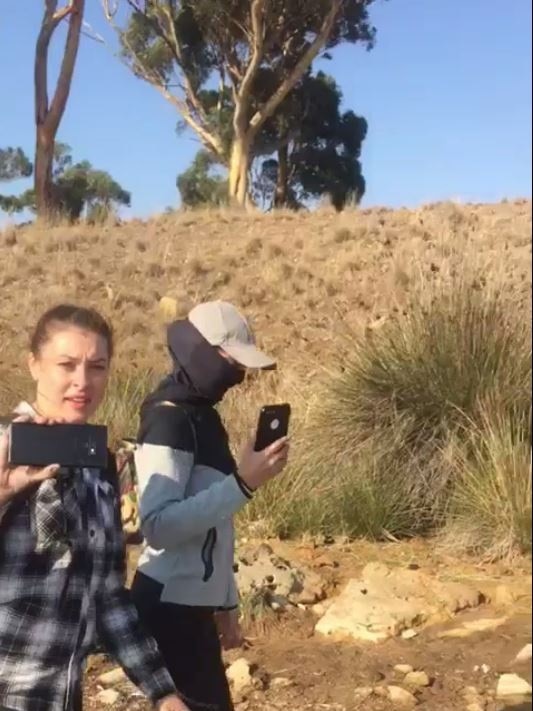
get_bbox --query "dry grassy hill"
[0,199,531,552]
[0,199,530,378]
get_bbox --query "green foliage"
[242,274,531,554]
[177,151,227,207]
[0,147,33,214]
[0,147,32,182]
[0,144,130,221]
[256,72,368,209]
[180,72,368,210]
[117,0,377,201]
[443,406,532,561]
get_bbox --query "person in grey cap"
[130,301,290,711]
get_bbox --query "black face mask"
[166,320,246,404]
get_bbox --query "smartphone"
[9,422,108,469]
[254,404,291,452]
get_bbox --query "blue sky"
[0,0,531,218]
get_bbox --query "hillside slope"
[1,200,530,378]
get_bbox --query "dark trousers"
[130,572,234,711]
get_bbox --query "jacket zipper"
[201,527,217,582]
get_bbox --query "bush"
[442,405,532,561]
[294,274,532,543]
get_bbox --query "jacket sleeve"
[136,406,251,550]
[220,571,240,610]
[96,464,178,705]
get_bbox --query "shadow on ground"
[502,704,532,711]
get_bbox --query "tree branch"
[46,0,85,136]
[159,1,213,129]
[238,0,265,102]
[249,0,342,134]
[103,4,225,159]
[234,0,265,132]
[52,1,75,22]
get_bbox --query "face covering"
[165,320,246,404]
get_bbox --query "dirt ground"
[84,539,532,711]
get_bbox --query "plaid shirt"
[0,415,177,711]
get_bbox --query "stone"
[394,665,415,675]
[96,689,120,705]
[402,629,419,640]
[312,599,334,617]
[227,658,253,694]
[466,703,485,711]
[438,617,507,639]
[97,667,127,687]
[270,677,293,688]
[387,685,418,708]
[515,643,533,663]
[492,584,517,607]
[473,664,490,675]
[353,687,374,700]
[496,673,532,698]
[315,563,482,643]
[236,546,325,606]
[159,296,178,321]
[404,671,431,688]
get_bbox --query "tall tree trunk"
[34,125,56,216]
[274,144,289,208]
[34,0,85,220]
[228,131,252,206]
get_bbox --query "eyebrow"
[57,355,108,363]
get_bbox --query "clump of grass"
[441,405,532,561]
[96,368,159,447]
[291,273,532,543]
[323,276,530,454]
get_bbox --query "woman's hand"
[0,416,60,506]
[238,436,290,491]
[215,609,244,650]
[156,694,191,711]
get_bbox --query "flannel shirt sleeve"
[96,490,177,705]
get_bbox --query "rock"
[394,664,414,675]
[96,689,120,705]
[473,664,491,675]
[353,686,374,700]
[159,296,178,321]
[97,667,127,687]
[466,703,485,711]
[404,671,431,688]
[236,547,325,606]
[496,673,532,698]
[270,677,293,688]
[402,629,419,640]
[227,658,253,694]
[438,617,507,639]
[315,563,482,643]
[387,685,418,708]
[492,584,517,607]
[462,686,480,698]
[515,643,533,663]
[312,599,334,617]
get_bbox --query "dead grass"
[0,200,531,554]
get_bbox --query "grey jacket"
[134,402,252,608]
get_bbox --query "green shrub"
[442,405,532,561]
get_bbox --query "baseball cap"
[188,301,276,370]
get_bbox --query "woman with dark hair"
[0,304,189,711]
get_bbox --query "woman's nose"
[73,365,90,387]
